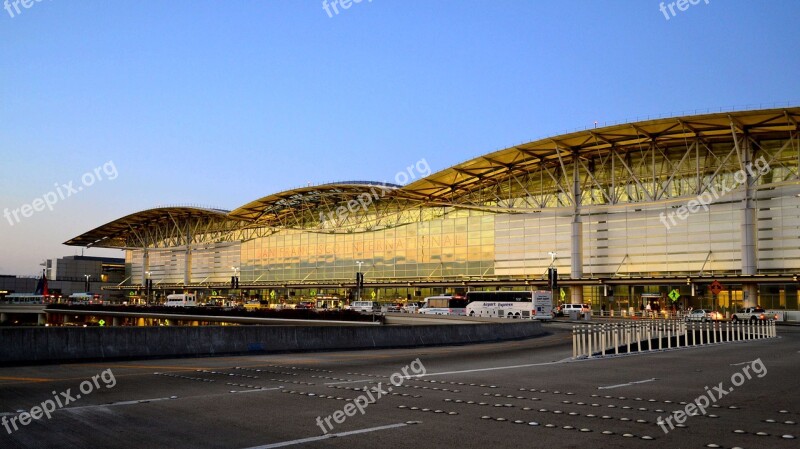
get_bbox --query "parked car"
[731,307,777,321]
[402,303,419,313]
[295,301,315,309]
[685,309,723,322]
[386,303,404,313]
[349,301,380,313]
[561,303,591,314]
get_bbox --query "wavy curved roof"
[402,107,800,201]
[63,206,233,248]
[65,107,799,248]
[229,181,403,222]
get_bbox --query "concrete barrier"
[0,321,545,365]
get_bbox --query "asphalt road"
[0,322,797,449]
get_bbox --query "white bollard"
[614,324,619,355]
[712,322,717,344]
[626,323,631,354]
[637,323,642,353]
[572,327,577,358]
[699,322,704,345]
[600,325,605,356]
[667,321,672,349]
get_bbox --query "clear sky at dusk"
[1,0,798,275]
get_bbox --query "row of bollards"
[572,319,777,359]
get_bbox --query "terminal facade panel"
[69,108,800,312]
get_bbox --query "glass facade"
[241,214,495,283]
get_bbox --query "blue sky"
[1,0,798,275]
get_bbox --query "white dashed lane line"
[597,378,658,390]
[241,422,412,449]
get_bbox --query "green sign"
[668,289,681,302]
[370,291,376,299]
[212,290,218,296]
[310,289,317,296]
[560,288,566,300]
[270,290,276,299]
[98,319,106,327]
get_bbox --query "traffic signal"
[231,276,239,289]
[548,267,558,290]
[356,272,364,290]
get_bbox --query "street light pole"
[355,261,364,302]
[145,271,151,305]
[231,267,240,304]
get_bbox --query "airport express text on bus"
[465,290,553,320]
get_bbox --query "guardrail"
[572,319,777,359]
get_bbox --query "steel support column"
[737,132,758,307]
[184,223,192,286]
[571,150,584,304]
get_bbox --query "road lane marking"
[230,387,283,394]
[730,360,758,366]
[419,360,566,377]
[62,396,178,412]
[2,396,183,417]
[0,376,53,383]
[597,378,658,390]
[100,364,216,371]
[324,379,378,385]
[241,422,409,448]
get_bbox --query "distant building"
[45,255,125,284]
[0,255,125,301]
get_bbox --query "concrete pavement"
[0,322,797,448]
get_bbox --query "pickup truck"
[731,307,776,321]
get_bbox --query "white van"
[164,293,197,307]
[349,301,380,313]
[561,303,591,313]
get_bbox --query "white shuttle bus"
[2,293,49,304]
[418,295,468,315]
[165,293,197,307]
[465,290,553,320]
[68,292,103,305]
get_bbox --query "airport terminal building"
[66,107,800,312]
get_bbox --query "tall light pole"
[355,261,364,302]
[231,267,240,298]
[145,271,151,305]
